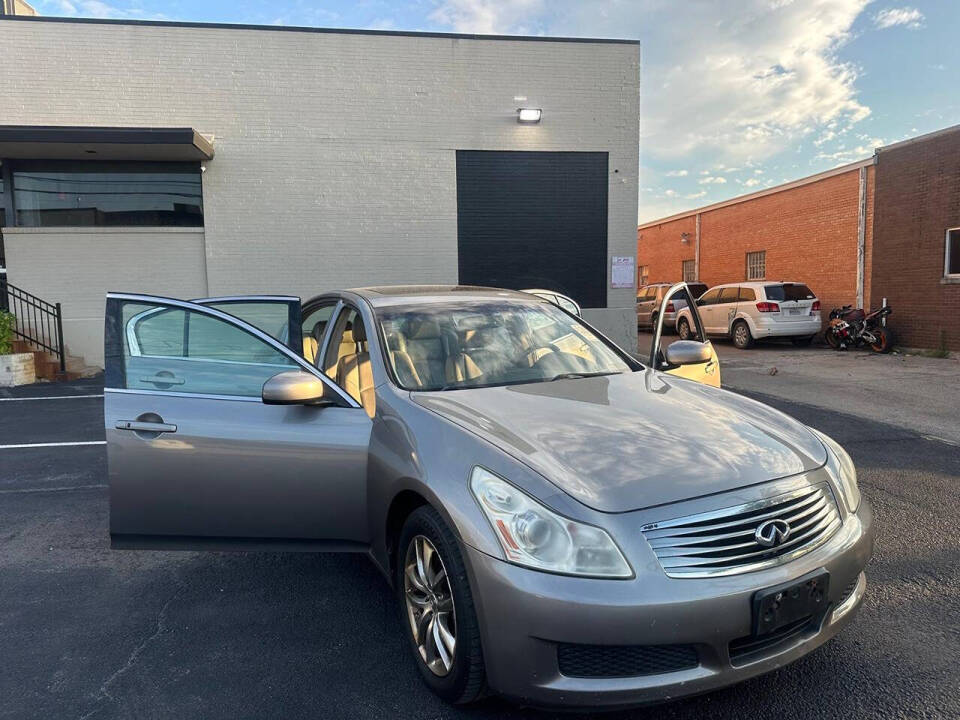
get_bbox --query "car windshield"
[378,300,632,391]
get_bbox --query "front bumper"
[464,499,874,710]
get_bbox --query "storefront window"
[13,161,203,228]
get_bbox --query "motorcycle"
[825,304,894,353]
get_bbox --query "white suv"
[676,281,821,349]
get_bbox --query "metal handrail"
[0,279,66,372]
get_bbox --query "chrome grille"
[641,484,841,578]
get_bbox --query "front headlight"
[809,428,861,512]
[470,467,633,578]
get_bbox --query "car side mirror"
[262,370,335,406]
[664,340,713,366]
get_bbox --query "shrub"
[0,310,14,355]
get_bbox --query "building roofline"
[875,122,960,153]
[638,156,875,229]
[0,14,640,45]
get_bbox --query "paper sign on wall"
[611,256,635,288]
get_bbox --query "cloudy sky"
[29,0,958,222]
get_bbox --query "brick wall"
[872,127,960,351]
[638,165,874,318]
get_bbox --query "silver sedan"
[105,285,873,709]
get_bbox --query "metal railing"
[0,279,66,372]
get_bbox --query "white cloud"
[742,178,762,187]
[664,169,688,177]
[698,176,727,185]
[431,0,873,168]
[663,189,677,197]
[36,0,167,19]
[872,7,925,29]
[429,0,545,34]
[684,191,707,199]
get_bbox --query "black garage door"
[456,151,608,309]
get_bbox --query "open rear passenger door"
[104,293,372,551]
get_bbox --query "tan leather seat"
[303,336,318,364]
[337,322,375,417]
[385,331,423,388]
[326,328,355,379]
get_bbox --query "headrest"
[352,321,367,343]
[407,318,442,339]
[311,320,328,340]
[340,329,355,345]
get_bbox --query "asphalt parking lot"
[2,355,958,719]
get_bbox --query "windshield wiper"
[547,370,622,382]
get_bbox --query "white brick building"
[0,16,640,366]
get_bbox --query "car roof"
[348,284,540,307]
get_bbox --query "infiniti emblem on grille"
[755,518,791,547]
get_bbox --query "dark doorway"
[456,151,608,308]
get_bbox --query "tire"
[397,506,486,704]
[677,317,691,341]
[824,328,842,350]
[870,327,894,353]
[650,312,659,332]
[791,335,814,347]
[732,320,753,349]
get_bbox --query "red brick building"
[638,124,960,351]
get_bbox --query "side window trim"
[106,292,360,408]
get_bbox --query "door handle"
[115,420,178,433]
[140,375,185,386]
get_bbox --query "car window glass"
[379,300,630,392]
[303,304,336,337]
[688,283,708,298]
[765,284,816,301]
[699,288,721,305]
[739,287,757,302]
[202,301,293,344]
[719,287,740,304]
[118,301,296,397]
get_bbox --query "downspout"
[856,167,867,308]
[695,213,701,280]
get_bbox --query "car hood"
[413,370,827,513]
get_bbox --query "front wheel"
[397,506,486,704]
[677,317,691,340]
[869,327,894,353]
[732,320,753,349]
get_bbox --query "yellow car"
[649,282,721,388]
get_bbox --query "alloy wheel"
[403,535,457,677]
[678,319,690,340]
[734,324,749,348]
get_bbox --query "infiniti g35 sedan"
[104,285,874,709]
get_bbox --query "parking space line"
[0,441,106,449]
[0,394,104,401]
[0,484,107,495]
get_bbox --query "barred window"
[746,251,766,280]
[682,259,696,283]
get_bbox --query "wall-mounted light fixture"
[680,232,691,244]
[517,108,542,124]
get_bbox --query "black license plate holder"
[752,569,830,636]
